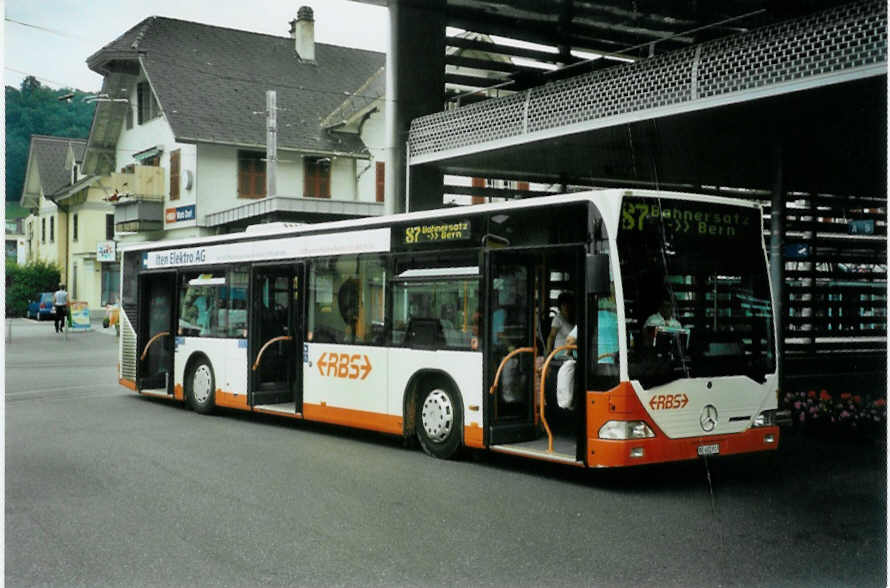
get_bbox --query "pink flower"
[840,410,850,419]
[799,413,806,422]
[793,401,802,410]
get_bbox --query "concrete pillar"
[769,143,785,391]
[384,0,446,214]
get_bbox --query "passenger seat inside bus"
[403,318,446,348]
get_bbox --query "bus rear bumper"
[587,426,781,468]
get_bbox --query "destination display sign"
[140,228,390,269]
[402,220,472,245]
[621,198,758,239]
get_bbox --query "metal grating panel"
[120,310,138,382]
[410,0,886,159]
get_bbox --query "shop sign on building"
[97,241,116,262]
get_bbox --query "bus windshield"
[618,196,776,389]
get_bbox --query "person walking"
[53,284,68,334]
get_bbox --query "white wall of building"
[357,110,385,203]
[114,71,386,240]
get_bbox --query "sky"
[3,0,390,92]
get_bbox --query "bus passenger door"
[137,272,177,395]
[485,251,537,445]
[249,264,304,409]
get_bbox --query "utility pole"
[265,90,278,198]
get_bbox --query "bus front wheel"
[187,358,216,415]
[416,379,462,459]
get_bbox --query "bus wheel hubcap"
[192,365,212,404]
[421,389,453,443]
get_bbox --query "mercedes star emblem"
[700,404,718,432]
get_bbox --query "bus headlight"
[752,410,776,428]
[598,420,655,440]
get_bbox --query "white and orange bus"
[118,189,781,467]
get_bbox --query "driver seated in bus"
[643,295,682,346]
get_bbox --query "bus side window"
[308,256,386,345]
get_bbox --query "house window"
[121,164,135,174]
[375,161,385,203]
[41,218,46,243]
[169,149,181,200]
[73,214,78,241]
[238,151,266,199]
[304,157,331,199]
[137,82,160,125]
[50,217,54,243]
[106,215,114,240]
[141,154,160,167]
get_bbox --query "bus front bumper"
[587,426,780,468]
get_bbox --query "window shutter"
[375,162,385,203]
[169,150,181,200]
[471,177,485,204]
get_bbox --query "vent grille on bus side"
[123,302,138,337]
[120,310,138,382]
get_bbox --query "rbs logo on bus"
[316,352,372,380]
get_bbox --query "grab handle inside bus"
[252,336,293,371]
[140,331,170,361]
[539,344,577,453]
[488,347,535,396]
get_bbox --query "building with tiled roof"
[20,134,118,314]
[83,6,386,240]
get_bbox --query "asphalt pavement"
[5,317,887,587]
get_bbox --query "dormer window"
[137,81,160,125]
[71,163,78,185]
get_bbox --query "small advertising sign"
[165,204,197,225]
[96,241,116,262]
[69,301,92,332]
[848,219,875,235]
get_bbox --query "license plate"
[697,443,720,456]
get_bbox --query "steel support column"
[384,0,446,214]
[769,144,786,393]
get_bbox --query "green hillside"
[5,76,96,204]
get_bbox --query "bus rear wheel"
[416,379,462,459]
[187,358,216,415]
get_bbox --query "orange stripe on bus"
[303,403,403,435]
[173,384,184,401]
[215,389,249,410]
[464,423,484,448]
[585,384,780,468]
[119,378,137,391]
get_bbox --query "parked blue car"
[26,292,56,320]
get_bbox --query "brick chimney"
[289,6,316,63]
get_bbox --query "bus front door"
[486,251,537,445]
[137,272,176,395]
[249,264,303,409]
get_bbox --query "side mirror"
[586,254,610,296]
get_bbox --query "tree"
[5,260,61,317]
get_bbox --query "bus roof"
[120,188,762,253]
